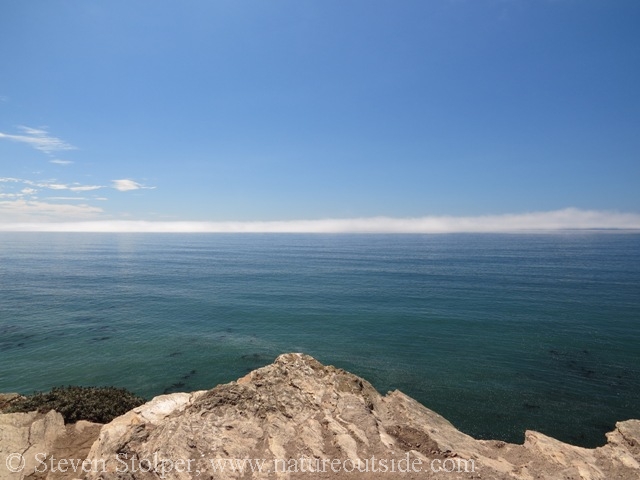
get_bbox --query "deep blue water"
[1,232,639,447]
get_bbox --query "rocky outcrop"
[81,353,640,480]
[2,354,639,479]
[0,409,101,480]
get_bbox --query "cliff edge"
[2,353,639,479]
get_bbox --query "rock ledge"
[2,353,639,479]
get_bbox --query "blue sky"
[1,0,639,231]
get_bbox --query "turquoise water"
[1,233,639,447]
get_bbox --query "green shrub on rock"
[6,386,145,424]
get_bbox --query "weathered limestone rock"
[0,409,101,480]
[2,355,639,479]
[80,353,640,480]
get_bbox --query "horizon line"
[1,208,640,233]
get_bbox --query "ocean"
[0,232,638,447]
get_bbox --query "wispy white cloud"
[111,179,155,191]
[0,126,77,155]
[0,199,103,222]
[0,178,107,208]
[34,181,103,192]
[0,209,638,233]
[45,196,88,201]
[46,183,68,190]
[50,159,73,166]
[2,177,103,192]
[69,184,103,192]
[0,184,37,199]
[38,182,103,192]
